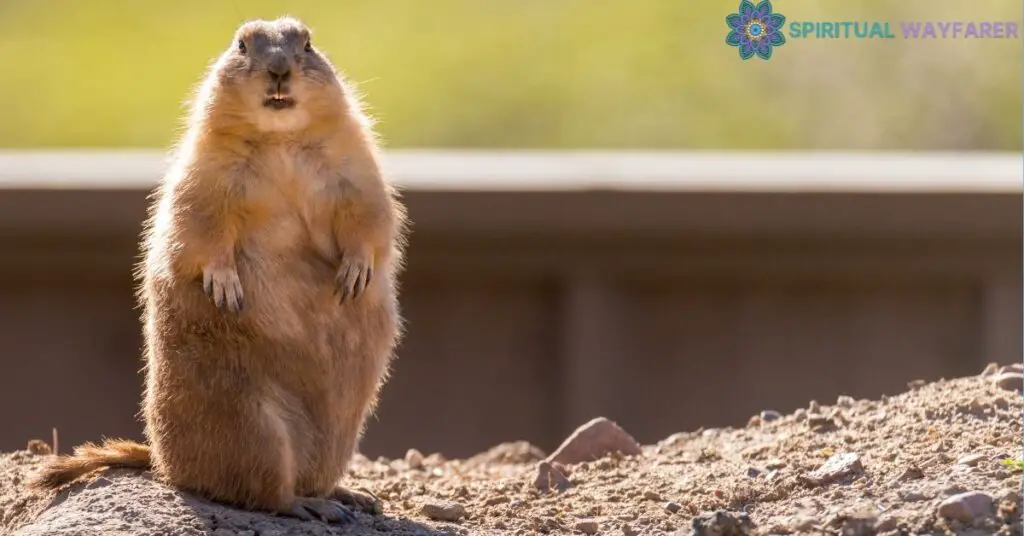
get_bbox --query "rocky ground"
[1,363,1022,536]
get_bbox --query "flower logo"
[726,0,786,60]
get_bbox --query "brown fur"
[28,17,407,521]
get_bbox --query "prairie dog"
[28,17,408,525]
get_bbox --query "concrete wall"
[0,151,1019,459]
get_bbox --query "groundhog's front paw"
[202,265,244,313]
[334,247,374,304]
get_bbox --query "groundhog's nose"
[267,55,291,81]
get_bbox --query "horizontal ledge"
[0,149,1020,193]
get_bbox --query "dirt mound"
[3,365,1022,536]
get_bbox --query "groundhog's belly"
[233,215,357,345]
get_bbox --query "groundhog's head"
[206,17,348,133]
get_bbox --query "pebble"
[547,417,643,465]
[621,523,637,536]
[746,467,761,478]
[533,461,572,492]
[899,490,929,502]
[421,500,467,522]
[799,452,863,487]
[484,495,509,506]
[575,519,599,534]
[759,410,782,422]
[992,372,1023,393]
[683,510,757,536]
[806,414,834,430]
[808,400,820,413]
[405,448,424,469]
[25,439,52,456]
[835,395,855,408]
[644,490,662,501]
[937,491,995,523]
[982,362,1000,375]
[956,453,985,467]
[665,502,682,513]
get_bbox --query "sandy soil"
[2,363,1022,536]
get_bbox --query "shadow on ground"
[14,469,454,536]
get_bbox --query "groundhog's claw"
[202,265,244,313]
[288,497,356,525]
[330,485,383,515]
[334,249,373,304]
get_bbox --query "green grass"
[1001,457,1024,472]
[0,0,1019,150]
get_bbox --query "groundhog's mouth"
[263,97,296,110]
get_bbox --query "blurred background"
[0,0,1020,459]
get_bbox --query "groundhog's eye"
[237,39,247,54]
[304,39,313,53]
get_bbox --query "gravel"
[2,364,1022,535]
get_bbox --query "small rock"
[835,395,855,408]
[547,417,642,465]
[621,523,637,535]
[25,439,52,456]
[484,495,510,506]
[405,448,424,469]
[421,500,467,522]
[937,491,995,523]
[907,379,926,389]
[665,502,682,513]
[956,453,985,467]
[746,467,761,478]
[575,519,599,534]
[799,452,863,487]
[644,490,662,501]
[533,461,572,492]
[992,372,1024,393]
[808,400,820,413]
[684,510,756,536]
[746,415,761,427]
[759,410,782,422]
[899,490,929,502]
[894,464,924,482]
[806,414,836,431]
[982,362,1000,375]
[793,408,807,420]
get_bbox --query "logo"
[726,0,786,60]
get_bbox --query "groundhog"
[28,16,408,525]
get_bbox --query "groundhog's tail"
[27,438,152,490]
